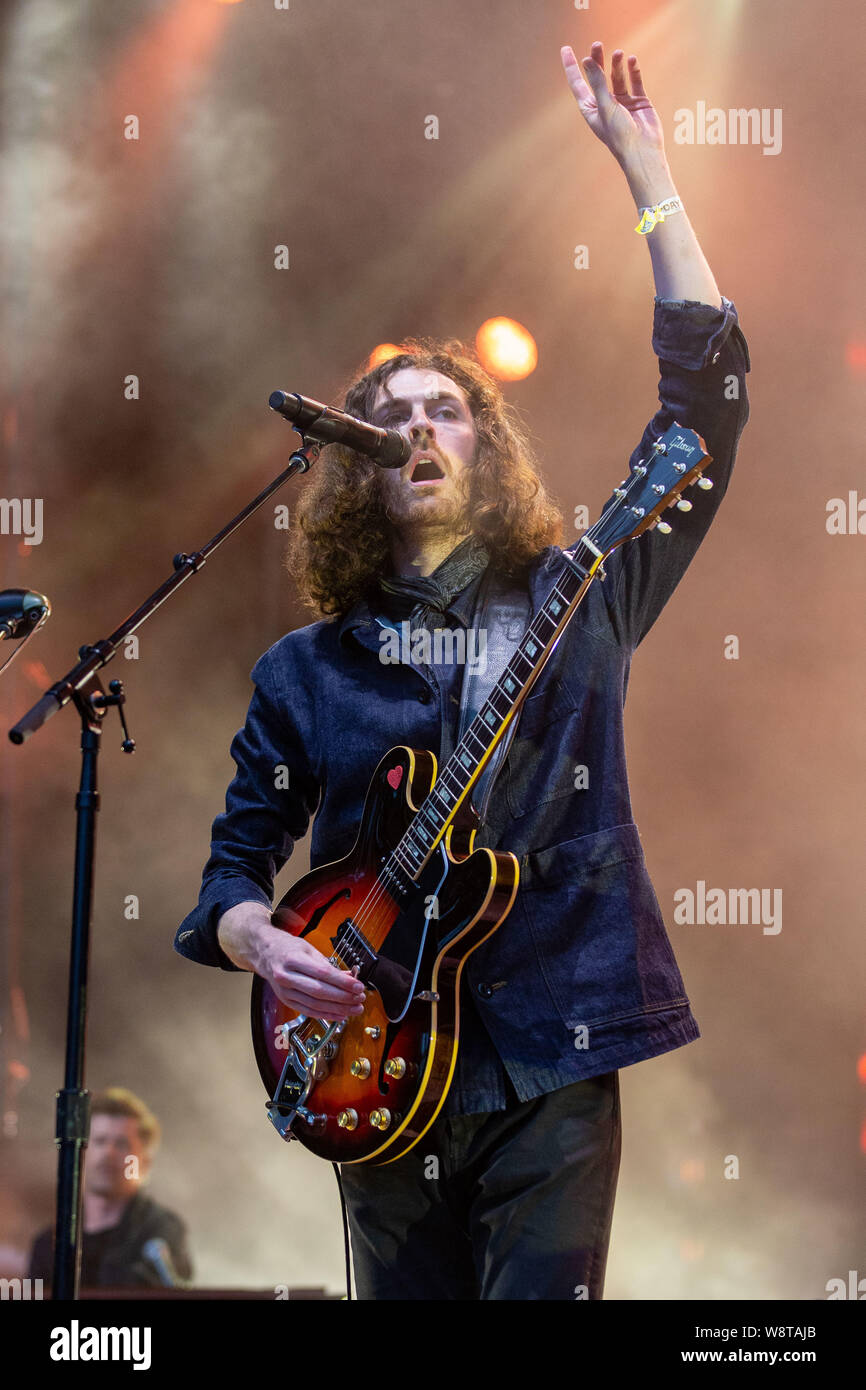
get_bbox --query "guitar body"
[251,745,519,1165]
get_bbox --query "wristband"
[635,196,684,235]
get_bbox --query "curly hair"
[285,337,563,617]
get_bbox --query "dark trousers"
[337,1070,621,1300]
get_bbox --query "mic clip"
[288,437,322,474]
[90,679,136,753]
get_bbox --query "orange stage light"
[368,343,405,370]
[845,340,866,374]
[857,1053,866,1084]
[475,317,538,381]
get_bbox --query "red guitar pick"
[386,765,404,790]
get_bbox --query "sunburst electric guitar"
[251,421,712,1164]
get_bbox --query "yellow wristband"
[635,196,684,235]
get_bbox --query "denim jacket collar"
[337,567,487,652]
[336,546,563,656]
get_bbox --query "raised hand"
[561,40,665,168]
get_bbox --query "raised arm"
[561,40,721,307]
[559,38,750,649]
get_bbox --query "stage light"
[845,340,866,374]
[368,343,405,369]
[475,317,538,381]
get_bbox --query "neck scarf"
[377,534,490,629]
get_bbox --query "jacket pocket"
[521,822,688,1031]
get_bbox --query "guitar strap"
[456,564,531,824]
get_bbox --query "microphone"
[141,1237,189,1289]
[269,391,411,469]
[0,589,51,640]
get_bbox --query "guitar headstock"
[590,422,713,557]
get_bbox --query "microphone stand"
[7,430,321,1300]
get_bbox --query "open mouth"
[409,453,446,485]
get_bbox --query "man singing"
[174,42,750,1299]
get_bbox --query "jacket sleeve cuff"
[652,294,744,371]
[174,879,272,973]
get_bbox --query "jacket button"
[477,982,494,999]
[417,689,432,704]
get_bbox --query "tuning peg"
[696,476,713,490]
[656,521,673,534]
[676,499,693,512]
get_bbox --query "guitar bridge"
[266,1099,300,1141]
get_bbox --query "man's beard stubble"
[381,467,470,533]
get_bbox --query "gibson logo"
[669,435,695,455]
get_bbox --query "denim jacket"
[174,296,750,1114]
